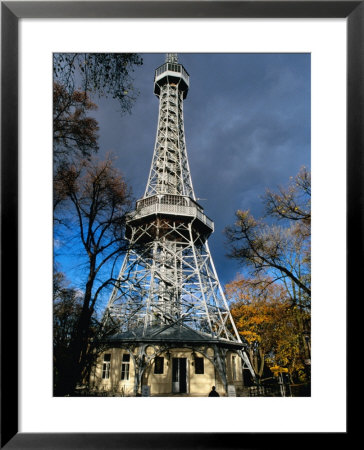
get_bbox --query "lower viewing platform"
[128,194,214,232]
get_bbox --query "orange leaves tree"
[53,156,132,395]
[226,276,309,382]
[225,168,311,382]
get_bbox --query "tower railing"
[129,197,214,230]
[155,63,190,86]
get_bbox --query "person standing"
[208,386,220,397]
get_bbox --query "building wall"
[142,347,216,396]
[90,345,244,397]
[91,347,135,396]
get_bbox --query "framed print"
[1,1,357,448]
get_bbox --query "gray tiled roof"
[106,323,244,348]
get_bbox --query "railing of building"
[155,63,190,85]
[130,195,214,231]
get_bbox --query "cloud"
[87,53,310,284]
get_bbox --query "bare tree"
[53,82,99,164]
[225,167,311,300]
[53,53,143,113]
[54,156,132,395]
[53,53,143,166]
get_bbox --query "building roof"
[105,322,244,349]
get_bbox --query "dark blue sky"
[56,52,310,305]
[93,53,310,286]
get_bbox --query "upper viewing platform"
[154,59,190,99]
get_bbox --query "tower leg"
[238,349,257,382]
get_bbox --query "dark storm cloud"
[92,53,310,284]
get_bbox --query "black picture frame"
[1,1,355,448]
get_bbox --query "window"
[154,356,164,374]
[121,353,130,380]
[167,63,180,73]
[195,357,204,374]
[102,353,111,379]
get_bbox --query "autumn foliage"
[226,275,310,382]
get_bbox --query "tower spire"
[145,53,194,198]
[165,53,178,64]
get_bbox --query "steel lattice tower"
[102,54,255,392]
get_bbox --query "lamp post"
[270,366,289,397]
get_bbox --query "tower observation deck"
[101,54,256,394]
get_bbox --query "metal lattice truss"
[102,54,256,379]
[144,83,194,198]
[104,218,241,342]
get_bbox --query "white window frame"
[121,353,130,381]
[102,353,111,379]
